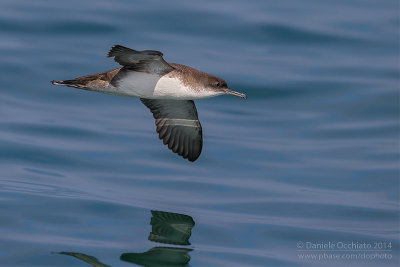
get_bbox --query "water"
[0,0,398,266]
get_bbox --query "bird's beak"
[223,88,247,99]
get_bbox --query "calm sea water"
[0,0,399,266]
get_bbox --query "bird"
[51,45,247,162]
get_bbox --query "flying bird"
[52,45,246,162]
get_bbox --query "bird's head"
[207,76,247,99]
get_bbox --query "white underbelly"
[107,72,221,100]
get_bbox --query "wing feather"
[140,98,203,162]
[108,45,174,76]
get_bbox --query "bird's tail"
[51,68,121,90]
[51,79,86,88]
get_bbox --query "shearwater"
[51,45,247,162]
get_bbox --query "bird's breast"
[152,75,221,100]
[153,75,193,99]
[112,71,221,100]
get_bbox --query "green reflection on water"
[57,210,195,267]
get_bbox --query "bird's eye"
[215,82,221,87]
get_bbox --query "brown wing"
[141,99,203,162]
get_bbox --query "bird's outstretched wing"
[57,252,111,267]
[107,45,174,76]
[141,99,203,162]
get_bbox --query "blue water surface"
[0,0,399,266]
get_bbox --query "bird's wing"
[141,99,202,162]
[149,210,195,245]
[58,252,111,267]
[107,45,174,76]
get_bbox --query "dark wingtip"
[107,44,126,57]
[188,157,197,162]
[187,144,202,162]
[108,45,164,59]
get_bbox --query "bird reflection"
[148,210,195,245]
[121,210,195,267]
[57,252,111,267]
[120,247,192,267]
[57,210,195,267]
